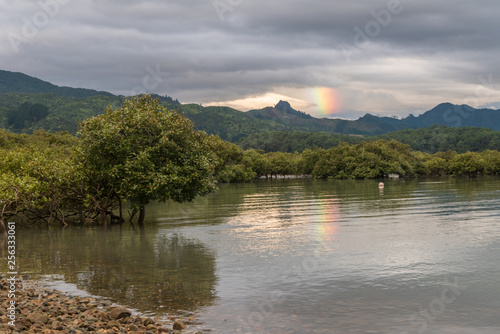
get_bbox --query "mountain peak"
[429,102,477,113]
[273,100,312,119]
[429,102,456,112]
[275,100,293,113]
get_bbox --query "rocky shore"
[0,276,205,334]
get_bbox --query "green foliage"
[179,104,289,142]
[374,125,500,154]
[446,152,485,176]
[217,164,257,183]
[2,109,500,229]
[2,76,500,152]
[297,148,325,175]
[246,104,396,135]
[7,102,49,129]
[311,140,417,179]
[238,126,500,154]
[480,150,500,175]
[0,69,114,97]
[0,128,77,155]
[2,69,500,141]
[0,93,288,138]
[0,133,78,228]
[242,149,270,178]
[238,131,363,152]
[0,93,123,134]
[207,136,262,182]
[266,152,299,176]
[75,95,217,224]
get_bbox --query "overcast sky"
[1,0,500,118]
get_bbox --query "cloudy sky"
[1,0,499,119]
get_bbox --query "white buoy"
[378,182,385,189]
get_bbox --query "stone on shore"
[0,276,207,334]
[26,312,49,324]
[173,319,187,330]
[110,307,132,319]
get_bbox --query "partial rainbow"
[310,87,341,115]
[315,198,339,248]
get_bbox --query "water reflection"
[314,198,339,247]
[147,183,256,227]
[3,225,217,314]
[2,177,500,333]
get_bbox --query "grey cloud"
[1,0,499,116]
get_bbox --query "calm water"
[2,177,500,333]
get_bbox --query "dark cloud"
[1,0,499,117]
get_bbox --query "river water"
[2,177,500,333]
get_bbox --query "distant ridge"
[0,69,114,98]
[1,69,500,138]
[247,101,500,134]
[395,102,500,130]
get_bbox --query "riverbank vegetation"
[1,95,500,228]
[238,125,500,154]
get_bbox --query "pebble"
[173,320,187,330]
[0,276,210,334]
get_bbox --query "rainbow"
[315,197,339,248]
[310,87,341,116]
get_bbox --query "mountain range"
[0,69,114,98]
[1,69,500,140]
[248,100,500,134]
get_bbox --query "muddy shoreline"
[0,276,208,333]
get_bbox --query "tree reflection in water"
[6,224,217,314]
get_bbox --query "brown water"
[2,177,500,333]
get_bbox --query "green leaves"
[0,140,77,225]
[2,99,500,227]
[310,140,418,179]
[75,95,217,223]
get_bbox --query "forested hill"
[0,93,288,139]
[0,93,124,134]
[176,104,289,142]
[238,126,500,154]
[394,103,500,130]
[0,69,114,98]
[2,69,500,141]
[247,101,500,134]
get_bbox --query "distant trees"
[267,152,299,177]
[237,126,500,154]
[374,125,500,154]
[0,94,123,135]
[216,139,500,180]
[307,140,417,179]
[447,152,485,177]
[238,131,363,153]
[7,102,49,129]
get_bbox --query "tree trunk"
[100,207,108,226]
[138,205,145,226]
[58,209,68,227]
[0,217,6,236]
[118,198,123,223]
